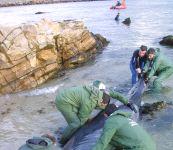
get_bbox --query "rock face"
[0,19,108,95]
[159,35,173,46]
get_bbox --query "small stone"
[122,17,131,25]
[35,12,47,15]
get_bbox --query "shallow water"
[0,0,173,149]
[141,104,173,150]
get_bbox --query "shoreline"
[0,0,107,8]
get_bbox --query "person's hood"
[84,85,103,104]
[26,137,53,150]
[92,80,106,90]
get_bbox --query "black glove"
[126,102,137,113]
[138,73,143,79]
[143,72,149,84]
[144,77,149,84]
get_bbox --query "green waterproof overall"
[55,85,128,143]
[92,110,156,150]
[144,51,173,91]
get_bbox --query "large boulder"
[159,35,173,46]
[0,19,108,95]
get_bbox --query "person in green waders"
[55,81,136,145]
[143,48,173,92]
[92,106,156,150]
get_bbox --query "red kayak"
[110,5,126,9]
[110,0,126,10]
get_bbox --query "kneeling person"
[56,85,110,144]
[56,82,130,144]
[92,107,156,150]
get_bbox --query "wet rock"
[141,101,167,115]
[1,108,11,116]
[54,26,109,69]
[159,35,173,46]
[48,101,56,108]
[122,17,131,25]
[0,19,108,95]
[94,34,109,50]
[37,108,46,114]
[35,12,47,14]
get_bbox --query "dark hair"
[140,45,147,51]
[102,92,110,104]
[148,48,155,54]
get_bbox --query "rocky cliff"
[0,19,108,94]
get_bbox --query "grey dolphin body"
[128,78,146,107]
[63,79,146,150]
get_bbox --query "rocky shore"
[0,0,102,7]
[0,19,108,95]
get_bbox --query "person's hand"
[145,78,148,84]
[136,68,141,74]
[138,73,142,79]
[126,102,137,113]
[144,77,149,84]
[143,72,149,84]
